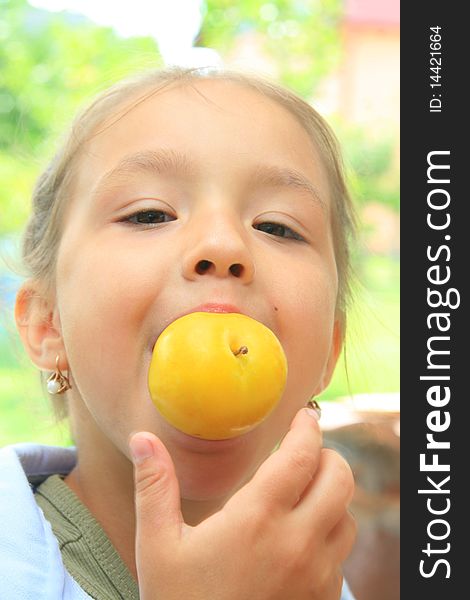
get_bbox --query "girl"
[1,67,357,599]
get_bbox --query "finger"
[326,511,357,563]
[130,432,183,549]
[243,408,323,511]
[295,448,355,535]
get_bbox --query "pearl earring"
[47,355,71,395]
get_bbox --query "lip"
[151,304,244,353]
[186,303,242,315]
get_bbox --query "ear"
[15,281,66,372]
[313,317,343,396]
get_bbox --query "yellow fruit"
[148,312,288,440]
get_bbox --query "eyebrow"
[91,149,195,198]
[250,164,325,211]
[92,148,325,210]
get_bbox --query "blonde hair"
[23,66,356,316]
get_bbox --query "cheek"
[55,239,167,402]
[275,264,337,400]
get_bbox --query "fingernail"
[305,401,321,421]
[129,433,154,464]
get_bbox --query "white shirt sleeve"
[0,444,91,599]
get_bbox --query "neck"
[64,439,229,579]
[64,442,137,576]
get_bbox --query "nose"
[181,214,255,283]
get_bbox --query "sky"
[28,0,222,67]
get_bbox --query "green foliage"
[319,254,400,401]
[0,0,161,234]
[201,0,342,97]
[1,0,160,149]
[337,125,400,212]
[0,362,73,446]
[0,153,37,232]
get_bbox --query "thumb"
[129,432,183,546]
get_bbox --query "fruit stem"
[234,346,248,356]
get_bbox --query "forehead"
[74,79,330,203]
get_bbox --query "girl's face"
[55,80,341,501]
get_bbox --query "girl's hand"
[130,408,356,600]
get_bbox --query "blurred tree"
[338,126,399,212]
[200,0,342,97]
[0,0,160,234]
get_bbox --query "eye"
[254,221,305,241]
[122,210,176,226]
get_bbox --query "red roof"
[344,0,400,26]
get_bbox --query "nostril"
[229,263,243,277]
[196,260,212,274]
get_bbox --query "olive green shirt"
[35,475,139,600]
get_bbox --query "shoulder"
[1,442,77,486]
